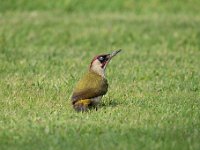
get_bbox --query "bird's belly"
[91,96,102,105]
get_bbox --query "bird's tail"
[73,99,91,112]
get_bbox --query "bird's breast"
[91,96,102,105]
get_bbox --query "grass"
[0,1,200,150]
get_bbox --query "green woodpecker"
[71,50,121,112]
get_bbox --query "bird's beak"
[109,49,122,59]
[102,49,121,69]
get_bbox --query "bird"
[71,49,121,112]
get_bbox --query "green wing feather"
[71,71,108,104]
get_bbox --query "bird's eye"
[98,56,104,61]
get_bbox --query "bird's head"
[89,49,121,77]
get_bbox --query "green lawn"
[0,1,200,150]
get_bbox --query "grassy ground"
[0,1,200,150]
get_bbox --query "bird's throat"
[90,66,105,78]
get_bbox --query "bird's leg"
[88,101,100,111]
